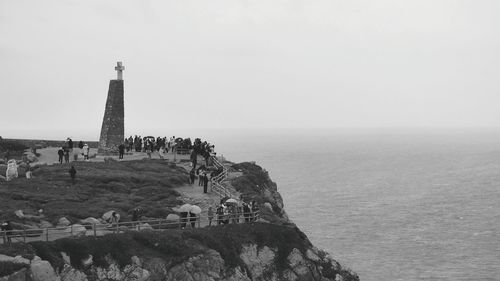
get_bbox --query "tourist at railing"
[1,221,13,243]
[208,207,214,226]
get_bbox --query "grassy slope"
[0,160,188,225]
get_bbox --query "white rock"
[81,255,93,267]
[80,217,100,225]
[65,224,86,236]
[39,220,53,229]
[166,213,180,221]
[58,217,71,226]
[263,202,273,210]
[61,252,70,265]
[137,223,153,230]
[15,210,25,218]
[306,248,321,262]
[30,259,61,281]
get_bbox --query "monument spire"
[115,61,125,80]
[99,62,125,154]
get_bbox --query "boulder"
[80,217,100,225]
[0,267,28,281]
[137,223,153,230]
[81,255,93,267]
[66,224,86,236]
[58,217,71,227]
[60,264,88,281]
[263,202,273,210]
[166,214,180,221]
[15,210,25,219]
[30,259,61,281]
[38,221,53,229]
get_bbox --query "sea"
[207,128,500,281]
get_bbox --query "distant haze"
[1,0,499,140]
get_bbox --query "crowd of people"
[56,138,90,164]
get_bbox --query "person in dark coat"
[78,141,84,149]
[190,150,197,170]
[64,150,70,163]
[1,221,13,243]
[131,208,140,226]
[203,173,209,193]
[57,147,64,164]
[189,169,196,185]
[189,212,197,228]
[69,165,77,184]
[118,143,125,159]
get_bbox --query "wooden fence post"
[46,228,49,241]
[93,224,97,237]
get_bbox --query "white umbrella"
[225,198,238,204]
[189,205,202,215]
[173,204,192,213]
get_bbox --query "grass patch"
[0,160,188,225]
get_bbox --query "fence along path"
[209,156,235,198]
[1,210,260,244]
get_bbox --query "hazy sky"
[1,0,499,140]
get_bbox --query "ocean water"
[210,129,500,281]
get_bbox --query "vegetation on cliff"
[0,160,188,225]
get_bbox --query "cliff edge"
[0,159,359,281]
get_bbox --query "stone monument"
[98,62,125,154]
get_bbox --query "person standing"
[190,149,197,170]
[189,169,196,185]
[57,147,64,164]
[78,141,84,149]
[64,150,70,163]
[118,143,125,159]
[69,165,76,184]
[203,172,209,193]
[83,144,89,160]
[207,206,214,226]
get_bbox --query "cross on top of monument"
[114,62,125,80]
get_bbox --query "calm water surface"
[211,129,500,281]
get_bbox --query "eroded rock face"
[30,259,61,281]
[239,244,276,279]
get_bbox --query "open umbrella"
[173,204,192,213]
[189,205,202,215]
[225,198,239,204]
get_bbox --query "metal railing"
[0,211,260,244]
[210,156,235,198]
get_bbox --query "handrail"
[0,211,260,244]
[209,155,234,198]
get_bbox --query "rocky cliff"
[0,162,359,281]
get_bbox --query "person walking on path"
[207,206,214,226]
[69,165,76,184]
[64,150,70,163]
[190,150,197,170]
[189,169,196,185]
[82,144,89,160]
[118,143,125,159]
[57,147,64,164]
[203,172,209,193]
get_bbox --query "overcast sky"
[1,0,499,140]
